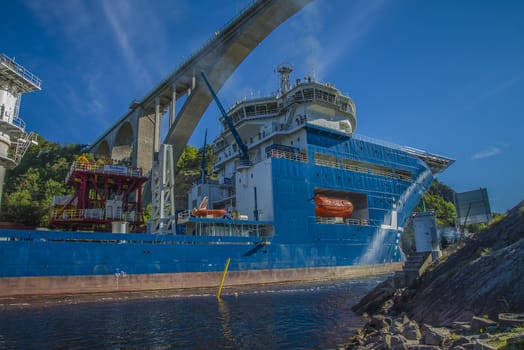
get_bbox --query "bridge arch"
[112,122,134,162]
[94,140,111,160]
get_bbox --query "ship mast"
[276,63,293,96]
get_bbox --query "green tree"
[423,193,457,227]
[1,137,83,226]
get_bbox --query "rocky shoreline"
[345,201,524,349]
[345,310,524,349]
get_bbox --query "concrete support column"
[135,106,154,174]
[0,166,6,210]
[153,97,161,155]
[169,86,176,128]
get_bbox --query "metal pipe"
[217,257,231,299]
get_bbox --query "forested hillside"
[1,136,215,227]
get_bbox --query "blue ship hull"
[0,134,448,296]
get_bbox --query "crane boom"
[200,71,250,165]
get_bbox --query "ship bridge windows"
[315,89,336,104]
[303,88,314,100]
[242,102,278,118]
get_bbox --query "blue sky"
[2,0,523,213]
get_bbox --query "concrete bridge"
[88,0,312,175]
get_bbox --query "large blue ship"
[0,64,452,296]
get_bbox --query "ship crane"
[200,71,251,167]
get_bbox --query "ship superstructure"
[186,66,452,264]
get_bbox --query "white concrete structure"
[413,211,440,255]
[0,54,40,206]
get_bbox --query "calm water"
[0,277,384,349]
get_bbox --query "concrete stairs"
[394,252,433,288]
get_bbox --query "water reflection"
[0,277,386,349]
[218,297,237,348]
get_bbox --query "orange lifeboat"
[192,196,227,218]
[192,208,227,218]
[314,195,354,217]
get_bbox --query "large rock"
[470,316,497,332]
[352,278,396,315]
[390,335,409,347]
[473,342,496,350]
[498,313,524,328]
[401,321,421,341]
[369,314,392,331]
[506,334,524,346]
[423,325,450,346]
[396,202,524,325]
[451,336,470,348]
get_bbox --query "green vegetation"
[486,326,524,349]
[1,136,214,227]
[1,137,86,226]
[174,144,217,208]
[423,180,457,227]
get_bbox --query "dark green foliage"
[428,179,455,203]
[1,136,85,226]
[174,144,217,210]
[421,179,457,227]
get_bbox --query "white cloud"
[471,146,502,160]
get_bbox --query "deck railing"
[0,54,42,89]
[66,160,144,182]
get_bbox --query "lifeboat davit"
[314,195,354,217]
[192,196,227,218]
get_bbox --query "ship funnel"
[276,63,293,96]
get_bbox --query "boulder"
[507,334,524,346]
[470,316,497,332]
[369,314,391,331]
[498,313,524,328]
[401,321,422,341]
[451,336,470,348]
[423,325,450,346]
[473,342,495,350]
[451,321,471,333]
[390,335,408,347]
[391,345,408,350]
